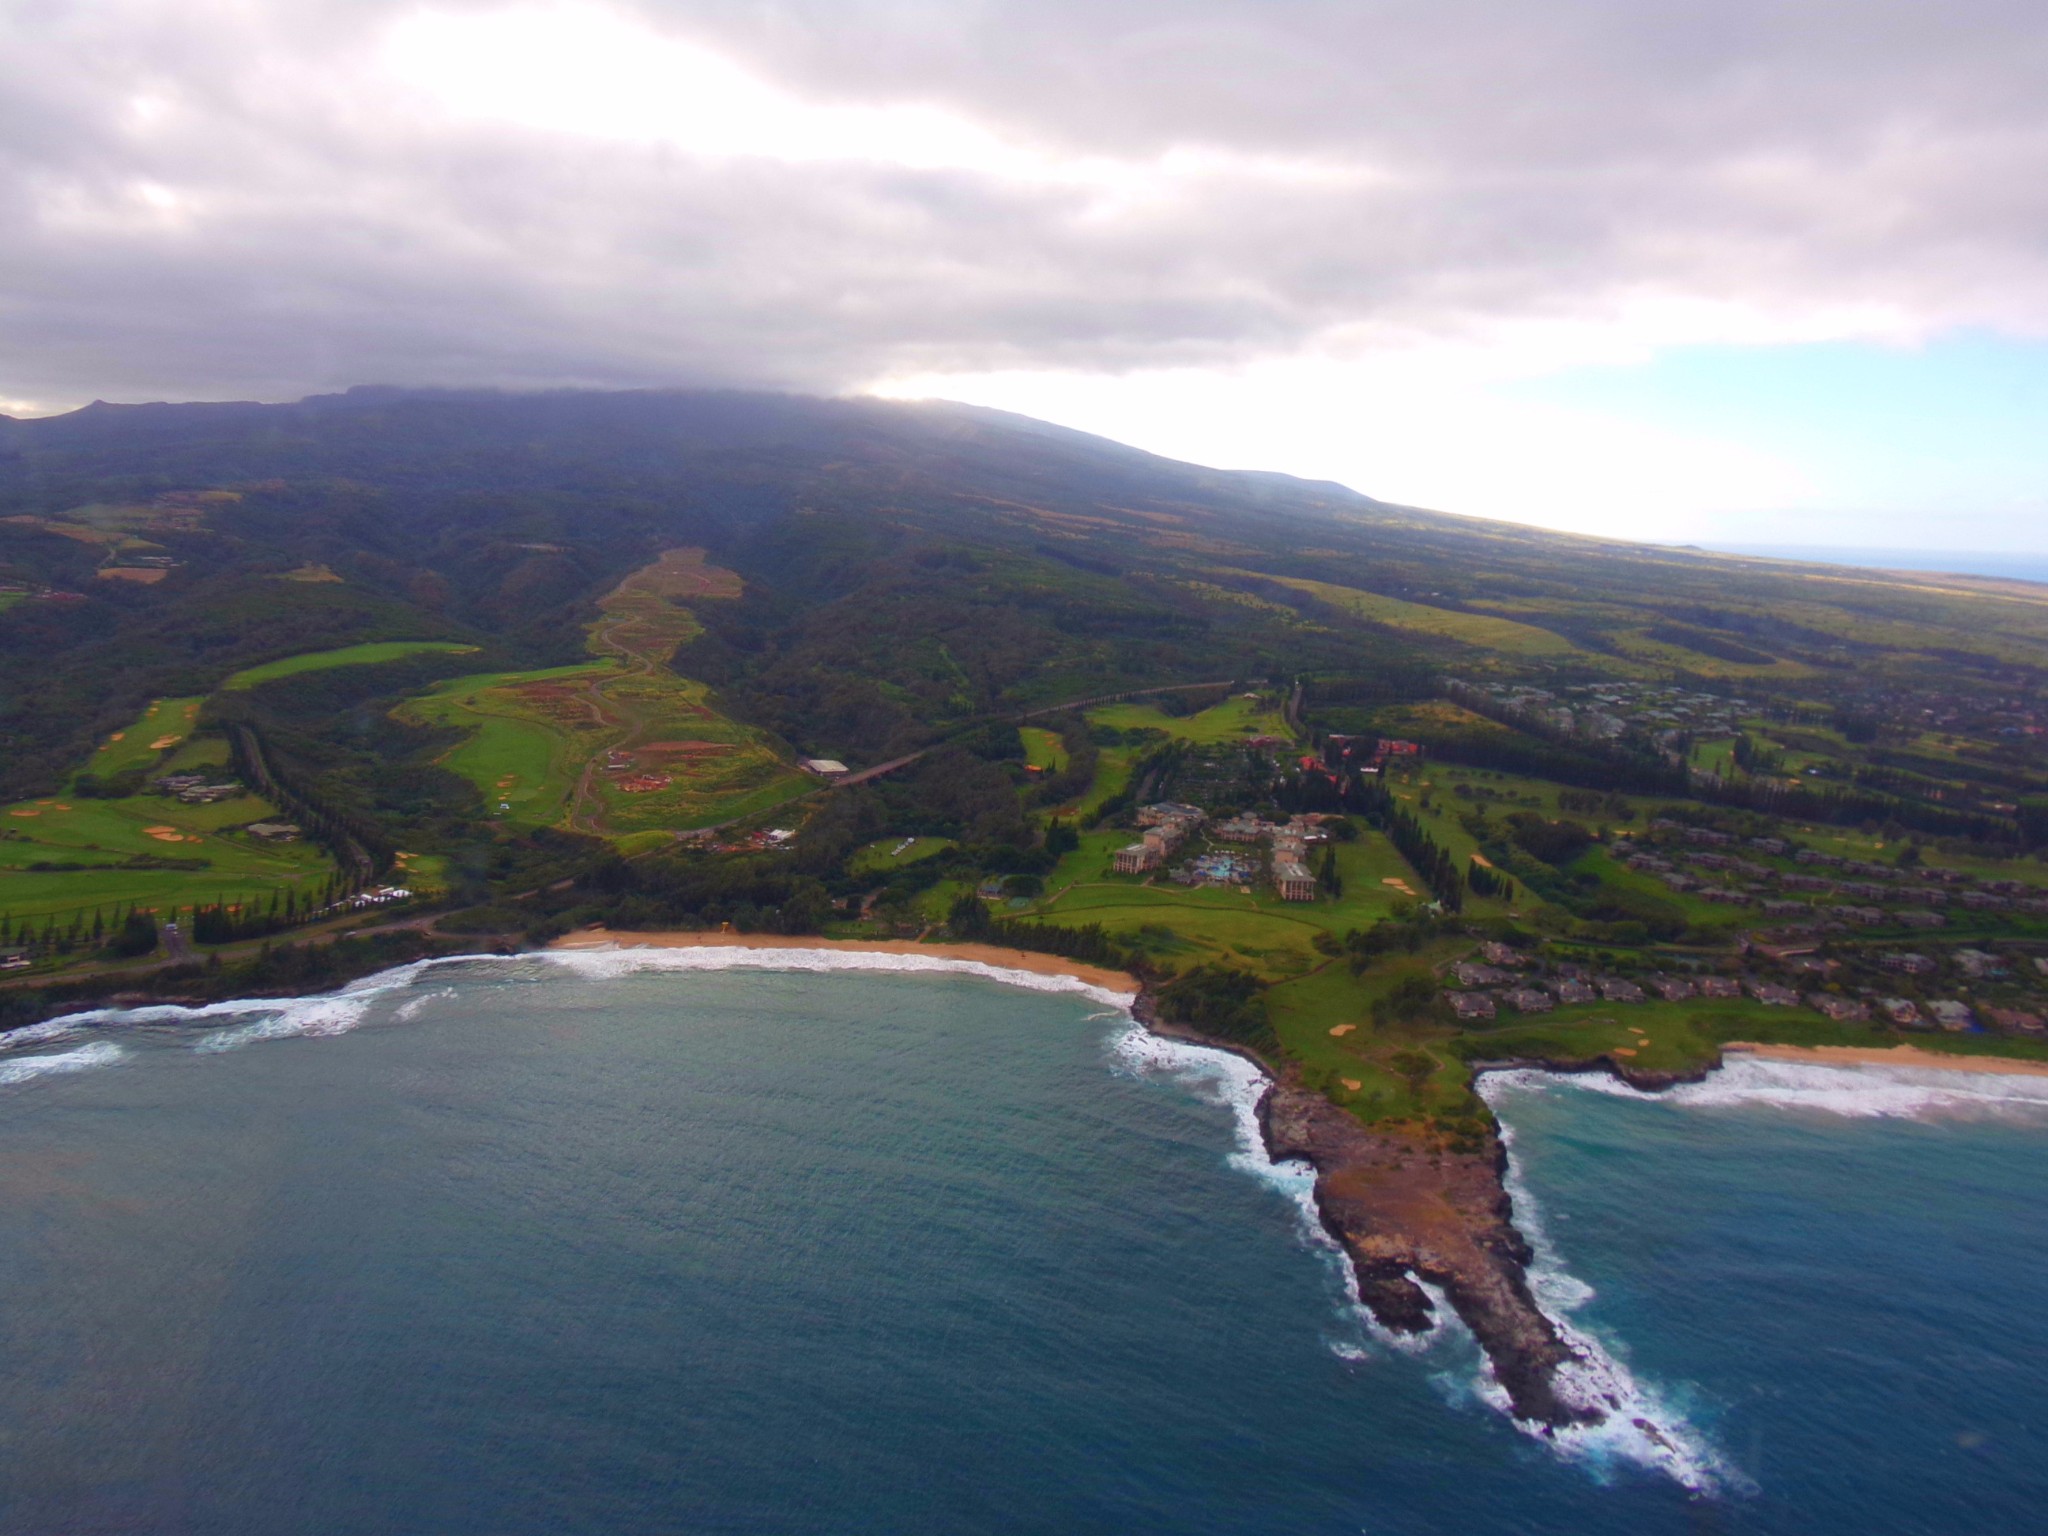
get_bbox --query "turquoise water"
[4,953,2047,1532]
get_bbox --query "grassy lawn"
[1690,737,1738,775]
[1608,629,1815,679]
[1025,828,1432,979]
[1255,575,1585,657]
[1048,743,1137,824]
[1260,969,2048,1129]
[395,664,611,827]
[1019,726,1068,773]
[221,641,479,690]
[0,695,338,934]
[80,697,206,782]
[1264,948,1480,1124]
[850,836,957,875]
[1,789,334,929]
[1088,693,1292,744]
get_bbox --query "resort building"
[1927,1000,1976,1031]
[1272,859,1316,902]
[1112,844,1160,875]
[1136,802,1205,830]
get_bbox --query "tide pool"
[2,955,2045,1533]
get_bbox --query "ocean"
[1694,544,2048,586]
[4,952,2047,1533]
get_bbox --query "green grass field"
[1019,727,1068,773]
[80,697,206,782]
[397,651,808,836]
[1690,737,1738,775]
[1257,961,2048,1128]
[850,836,957,875]
[1256,575,1585,657]
[1263,949,1479,1122]
[1,787,334,931]
[1024,828,1431,979]
[1608,629,1814,679]
[396,664,610,826]
[1088,693,1292,744]
[221,641,479,690]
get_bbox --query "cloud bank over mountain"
[3,2,2044,544]
[5,0,2042,408]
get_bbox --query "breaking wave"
[1108,1024,1377,1345]
[0,943,1135,1087]
[0,954,470,1076]
[1481,1080,1746,1495]
[1500,1052,2048,1121]
[1117,1025,1730,1491]
[0,1039,125,1086]
[531,941,1137,1009]
[0,939,1808,1493]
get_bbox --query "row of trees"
[1466,859,1518,901]
[1,869,389,962]
[0,904,158,959]
[1350,777,1465,911]
[945,894,1135,970]
[226,721,393,880]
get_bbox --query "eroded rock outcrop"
[1258,1077,1598,1428]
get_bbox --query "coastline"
[1724,1041,2048,1079]
[17,925,2045,1467]
[547,928,1142,998]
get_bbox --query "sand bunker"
[108,731,125,742]
[1381,877,1418,894]
[8,809,38,818]
[148,735,181,749]
[1341,1078,1362,1091]
[144,826,187,842]
[1329,1023,1356,1037]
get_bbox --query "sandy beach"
[549,928,1141,998]
[1726,1041,2048,1079]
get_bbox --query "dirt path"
[565,609,677,834]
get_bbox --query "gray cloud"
[2,0,2045,408]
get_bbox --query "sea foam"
[0,944,1134,1082]
[0,942,1748,1491]
[1510,1052,2048,1122]
[0,1039,124,1086]
[1481,1082,1746,1495]
[1114,1024,1729,1490]
[1108,1024,1377,1344]
[532,941,1137,1010]
[0,953,468,1072]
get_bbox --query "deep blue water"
[3,954,2047,1533]
[1695,543,2048,585]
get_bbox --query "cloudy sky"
[4,1,2045,550]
